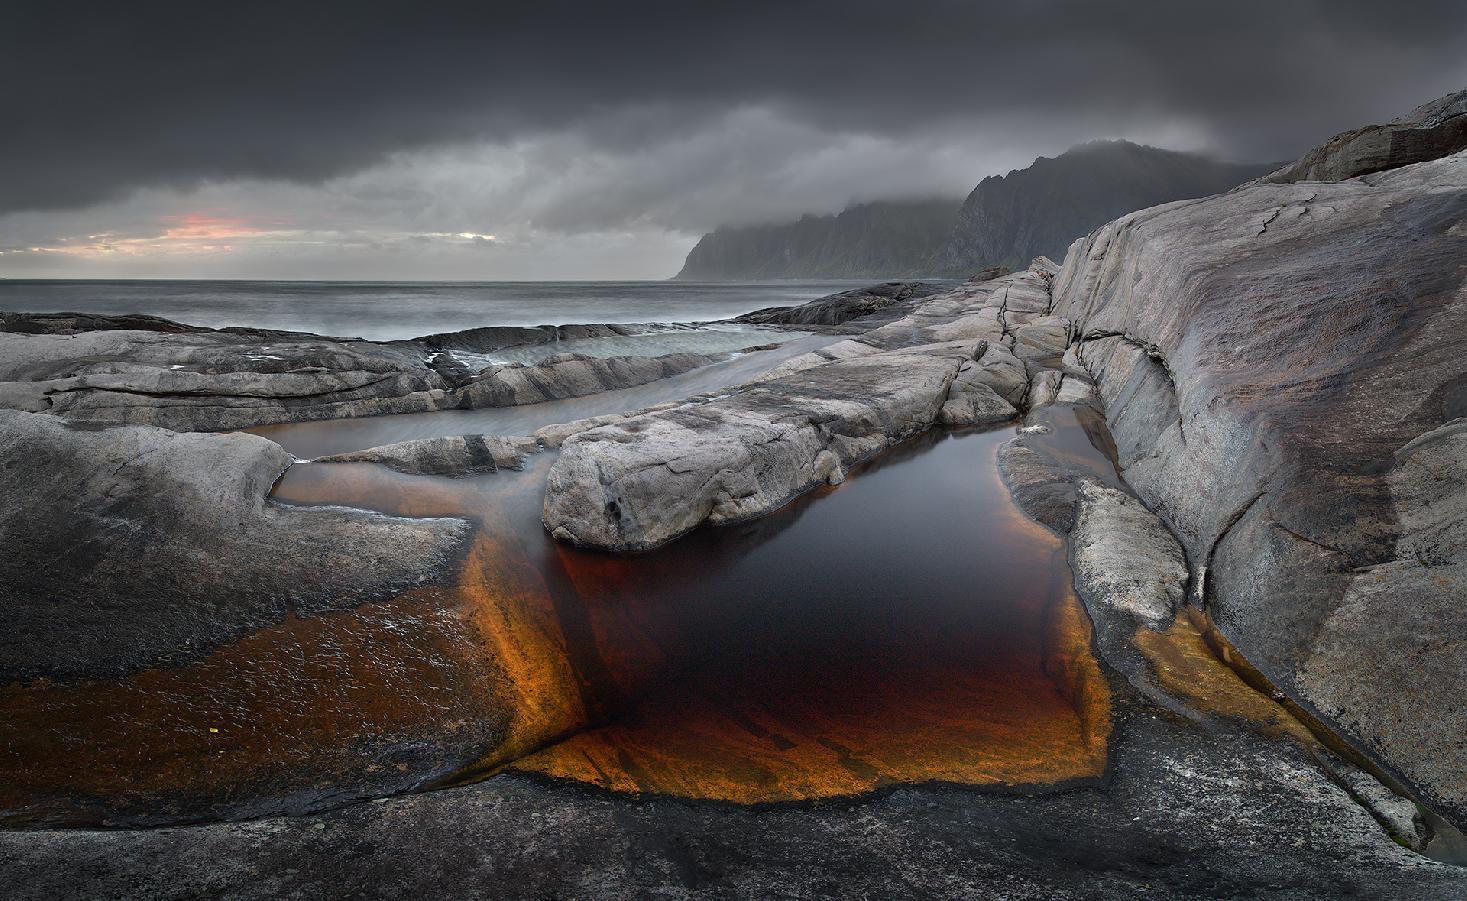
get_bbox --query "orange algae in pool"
[2,417,1114,822]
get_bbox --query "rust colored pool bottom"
[513,586,1108,802]
[1,422,1114,823]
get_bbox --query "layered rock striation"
[1048,92,1467,823]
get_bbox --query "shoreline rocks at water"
[0,313,789,432]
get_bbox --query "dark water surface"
[1,410,1114,823]
[0,279,884,340]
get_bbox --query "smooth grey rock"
[316,434,541,476]
[996,439,1079,533]
[1050,88,1467,822]
[455,351,715,408]
[938,367,1017,427]
[1298,420,1467,827]
[969,342,1029,406]
[0,410,471,680]
[1070,482,1188,629]
[1011,316,1071,362]
[543,350,962,550]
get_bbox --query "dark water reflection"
[1,411,1114,823]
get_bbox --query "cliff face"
[673,197,961,280]
[928,141,1275,276]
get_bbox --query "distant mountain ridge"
[926,141,1277,275]
[673,197,961,280]
[674,141,1276,280]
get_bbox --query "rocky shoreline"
[1,89,1465,896]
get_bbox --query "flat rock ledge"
[0,316,733,432]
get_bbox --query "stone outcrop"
[1070,482,1189,629]
[543,266,1063,551]
[0,410,472,681]
[0,314,738,431]
[456,351,716,407]
[1048,89,1467,823]
[1267,88,1467,184]
[732,281,947,326]
[543,348,967,550]
[413,322,684,355]
[316,434,542,476]
[0,318,453,432]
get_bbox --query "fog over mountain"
[675,198,963,280]
[676,142,1277,280]
[2,1,1465,279]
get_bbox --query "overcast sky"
[3,0,1465,280]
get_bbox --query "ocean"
[0,279,887,341]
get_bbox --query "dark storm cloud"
[4,0,1466,215]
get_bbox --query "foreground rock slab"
[0,705,1455,900]
[0,410,472,680]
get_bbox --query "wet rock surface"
[457,351,717,407]
[1050,89,1467,822]
[0,410,472,680]
[316,434,542,476]
[1,689,1456,899]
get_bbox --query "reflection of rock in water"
[513,427,1111,801]
[2,423,1115,824]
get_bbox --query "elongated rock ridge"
[1049,89,1467,824]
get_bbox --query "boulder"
[938,367,1018,427]
[1070,482,1189,630]
[543,350,963,550]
